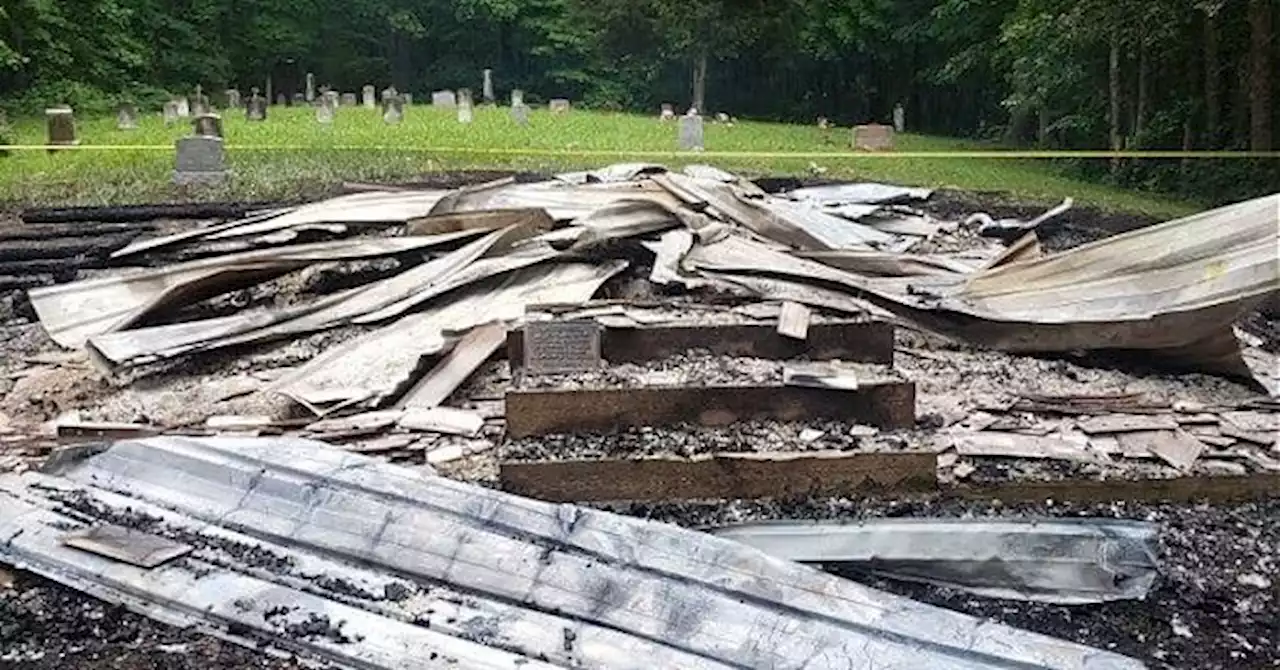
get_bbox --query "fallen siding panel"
[501,451,937,503]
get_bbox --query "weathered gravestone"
[341,92,358,107]
[292,93,305,105]
[225,89,242,108]
[191,86,210,115]
[524,320,602,375]
[660,104,675,121]
[549,98,571,114]
[246,88,267,121]
[176,97,191,117]
[362,85,376,109]
[482,69,495,104]
[305,73,316,102]
[852,123,895,151]
[173,135,227,186]
[432,90,457,108]
[45,107,78,149]
[510,89,524,107]
[163,101,180,125]
[316,96,335,124]
[679,113,704,151]
[116,104,138,130]
[381,85,398,103]
[715,112,731,124]
[276,94,287,106]
[403,92,413,106]
[457,89,474,123]
[192,112,223,138]
[893,103,905,133]
[511,102,530,127]
[382,94,404,124]
[324,90,340,110]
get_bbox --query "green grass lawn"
[0,105,1197,216]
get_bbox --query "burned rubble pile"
[0,164,1277,669]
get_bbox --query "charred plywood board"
[505,381,915,437]
[500,451,936,502]
[508,319,894,369]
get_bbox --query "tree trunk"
[1135,39,1149,142]
[1204,10,1221,147]
[691,50,708,113]
[1248,0,1272,151]
[1109,27,1122,170]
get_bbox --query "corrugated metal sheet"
[0,437,1145,669]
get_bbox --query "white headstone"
[660,104,675,121]
[341,92,357,106]
[162,101,180,125]
[511,103,530,127]
[893,104,905,133]
[482,69,495,104]
[457,89,474,123]
[305,73,316,102]
[362,85,376,109]
[403,92,413,106]
[510,89,524,107]
[432,90,457,108]
[116,104,138,130]
[246,89,267,121]
[225,89,242,108]
[175,97,190,117]
[679,114,704,151]
[549,98,570,114]
[383,95,404,124]
[173,136,227,185]
[317,98,335,124]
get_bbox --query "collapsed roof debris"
[0,437,1146,669]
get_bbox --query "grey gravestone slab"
[45,107,77,146]
[381,86,398,103]
[549,98,570,114]
[163,101,180,125]
[341,92,358,106]
[679,115,704,151]
[291,93,305,105]
[116,104,138,130]
[893,104,905,133]
[524,320,602,375]
[191,86,209,116]
[852,124,895,151]
[482,69,495,104]
[457,89,474,123]
[510,89,524,107]
[383,95,404,124]
[275,94,287,106]
[305,73,316,102]
[433,90,457,108]
[325,90,340,107]
[316,99,335,124]
[175,97,190,117]
[246,89,267,121]
[362,85,376,109]
[511,103,530,127]
[225,89,242,108]
[192,113,222,138]
[660,104,675,121]
[173,136,227,186]
[403,92,413,106]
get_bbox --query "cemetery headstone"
[482,69,495,104]
[305,73,316,102]
[678,112,704,151]
[403,92,413,106]
[511,102,530,127]
[276,94,287,106]
[324,90,340,108]
[45,107,78,149]
[715,112,731,124]
[549,98,571,114]
[292,93,305,105]
[176,97,191,117]
[116,104,138,130]
[316,96,335,124]
[192,112,223,138]
[432,90,457,108]
[362,85,376,109]
[383,94,404,124]
[225,89,242,108]
[660,104,675,121]
[893,103,905,133]
[510,89,524,107]
[163,101,180,125]
[173,135,228,186]
[341,92,358,107]
[457,89,474,123]
[524,320,602,375]
[247,88,268,121]
[852,124,895,151]
[191,85,210,115]
[381,86,398,105]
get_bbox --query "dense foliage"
[1,0,1276,201]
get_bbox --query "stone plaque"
[852,124,895,151]
[116,104,138,130]
[549,98,571,114]
[341,92,358,106]
[524,320,602,375]
[432,90,457,108]
[362,85,376,108]
[173,136,228,186]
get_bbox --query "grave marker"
[660,104,675,121]
[116,104,138,130]
[383,94,404,124]
[852,124,895,151]
[432,90,457,108]
[341,92,358,107]
[176,97,190,117]
[174,136,228,186]
[403,92,413,106]
[305,73,316,102]
[381,85,398,103]
[225,89,242,108]
[192,112,223,138]
[191,86,210,115]
[276,94,287,106]
[316,96,335,124]
[457,89,474,123]
[246,88,267,121]
[549,98,571,114]
[482,69,495,104]
[291,93,305,105]
[893,103,905,133]
[45,107,78,149]
[524,320,602,375]
[362,85,376,109]
[679,113,704,151]
[510,89,524,107]
[163,101,180,125]
[511,103,530,127]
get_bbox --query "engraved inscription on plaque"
[524,320,602,375]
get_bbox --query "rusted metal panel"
[500,451,937,502]
[504,381,915,437]
[508,319,894,368]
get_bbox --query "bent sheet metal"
[0,437,1145,669]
